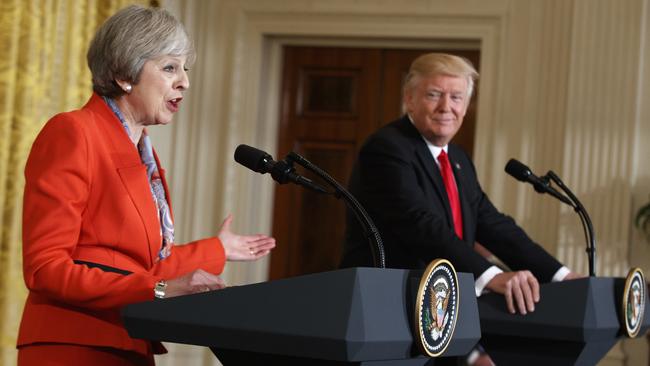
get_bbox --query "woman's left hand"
[218,215,276,261]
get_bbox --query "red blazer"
[18,93,226,355]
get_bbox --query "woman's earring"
[124,84,132,93]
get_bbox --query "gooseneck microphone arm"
[286,151,386,269]
[234,144,386,268]
[544,171,596,277]
[505,159,596,277]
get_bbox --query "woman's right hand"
[164,269,226,298]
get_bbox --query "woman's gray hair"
[402,53,478,113]
[87,5,195,97]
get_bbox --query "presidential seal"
[415,259,459,357]
[622,267,646,338]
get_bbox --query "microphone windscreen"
[505,159,532,182]
[234,144,272,173]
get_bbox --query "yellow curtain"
[0,0,146,364]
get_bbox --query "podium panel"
[123,267,480,364]
[478,277,650,366]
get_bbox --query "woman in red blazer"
[17,5,275,365]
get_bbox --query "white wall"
[152,1,650,365]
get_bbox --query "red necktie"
[438,150,463,239]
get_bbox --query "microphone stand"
[542,171,597,277]
[286,151,386,268]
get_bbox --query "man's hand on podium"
[485,270,540,315]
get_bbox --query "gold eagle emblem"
[428,276,450,340]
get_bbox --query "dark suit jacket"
[341,116,561,282]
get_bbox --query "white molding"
[157,0,650,364]
[216,4,504,286]
[162,0,650,287]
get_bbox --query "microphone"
[234,144,275,173]
[504,158,597,276]
[505,159,549,193]
[505,159,574,206]
[234,144,328,194]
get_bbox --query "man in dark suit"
[341,53,579,317]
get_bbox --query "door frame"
[218,13,503,284]
[256,37,485,277]
[268,45,481,279]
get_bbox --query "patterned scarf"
[103,97,174,261]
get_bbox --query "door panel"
[269,47,381,280]
[291,142,355,275]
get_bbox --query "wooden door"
[269,46,480,280]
